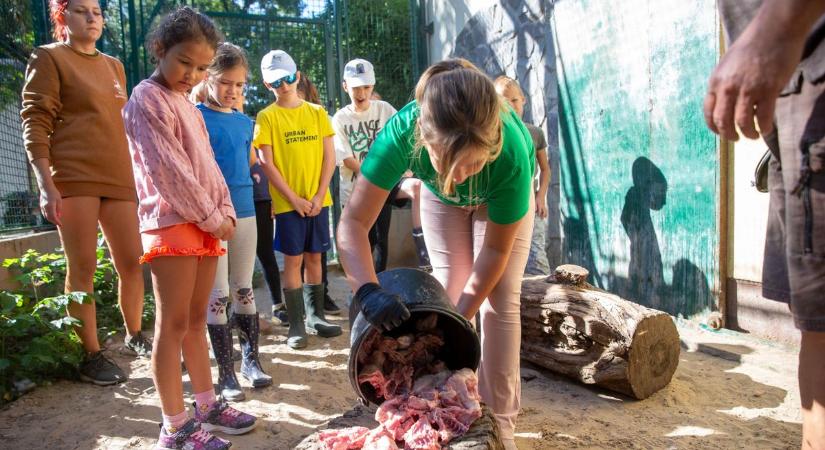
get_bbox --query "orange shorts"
[139,223,225,264]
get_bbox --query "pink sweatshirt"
[122,79,235,233]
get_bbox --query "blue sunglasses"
[272,73,297,88]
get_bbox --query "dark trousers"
[369,203,393,273]
[254,201,282,305]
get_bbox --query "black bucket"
[348,268,481,406]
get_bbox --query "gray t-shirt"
[525,123,547,152]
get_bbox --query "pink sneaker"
[156,418,230,450]
[194,401,257,435]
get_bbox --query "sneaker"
[79,351,127,386]
[323,296,341,315]
[195,401,257,435]
[124,331,153,358]
[271,306,289,327]
[157,418,230,450]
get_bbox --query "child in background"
[332,59,430,271]
[197,43,272,402]
[296,74,341,315]
[122,7,255,449]
[254,49,341,349]
[495,76,551,275]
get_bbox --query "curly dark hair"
[146,6,222,63]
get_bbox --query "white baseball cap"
[343,58,375,87]
[260,50,297,84]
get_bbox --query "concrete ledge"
[0,230,61,291]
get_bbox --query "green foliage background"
[0,240,155,404]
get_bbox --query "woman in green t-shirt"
[337,59,535,449]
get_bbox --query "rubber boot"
[283,288,308,349]
[235,313,273,388]
[206,323,245,401]
[303,284,342,338]
[412,227,432,272]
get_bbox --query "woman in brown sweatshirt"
[20,0,150,385]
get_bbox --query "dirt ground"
[0,268,803,449]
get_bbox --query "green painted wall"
[554,0,720,318]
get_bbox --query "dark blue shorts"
[274,207,331,256]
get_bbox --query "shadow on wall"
[621,157,667,310]
[613,157,710,317]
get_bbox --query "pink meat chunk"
[402,418,441,450]
[319,426,371,450]
[358,365,388,399]
[362,427,400,450]
[351,330,483,449]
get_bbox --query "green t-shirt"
[361,101,535,224]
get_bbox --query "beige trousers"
[419,187,534,439]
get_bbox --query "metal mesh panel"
[339,0,422,111]
[208,13,334,117]
[0,2,48,233]
[0,59,42,232]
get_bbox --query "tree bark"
[521,266,680,399]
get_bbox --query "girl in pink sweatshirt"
[121,7,256,449]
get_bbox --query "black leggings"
[369,203,393,273]
[255,201,282,305]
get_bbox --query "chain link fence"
[0,1,49,234]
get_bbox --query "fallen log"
[520,265,680,399]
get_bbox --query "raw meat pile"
[320,314,482,450]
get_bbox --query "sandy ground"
[0,268,803,449]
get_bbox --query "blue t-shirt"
[197,104,255,218]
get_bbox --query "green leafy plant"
[0,238,155,403]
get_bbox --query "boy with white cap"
[253,49,341,349]
[333,58,431,272]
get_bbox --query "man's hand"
[703,10,808,140]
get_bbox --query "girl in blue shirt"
[197,43,271,401]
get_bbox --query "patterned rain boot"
[235,313,272,388]
[206,323,245,401]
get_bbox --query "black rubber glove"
[354,282,411,331]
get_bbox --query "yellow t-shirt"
[253,101,334,214]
